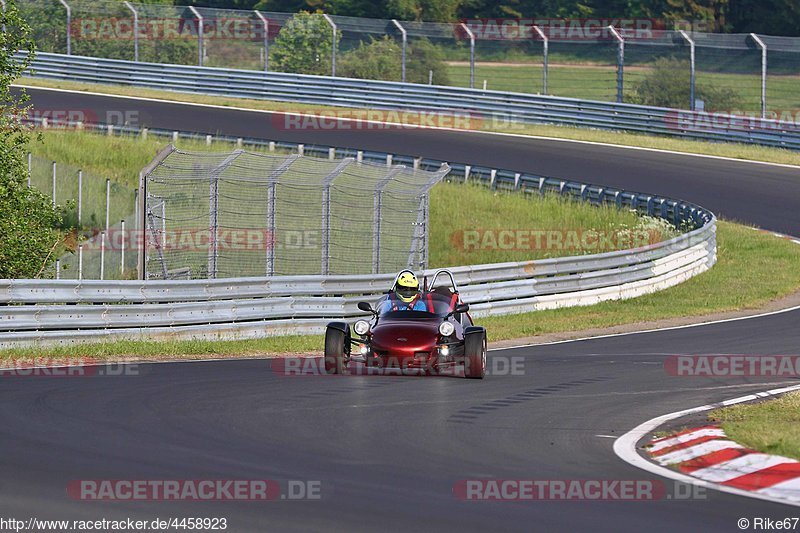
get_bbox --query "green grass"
[709,391,800,460]
[477,221,800,339]
[16,78,800,167]
[2,220,800,360]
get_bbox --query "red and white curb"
[647,425,800,503]
[614,383,800,508]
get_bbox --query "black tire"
[324,327,348,375]
[463,332,486,379]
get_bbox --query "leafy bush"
[338,36,402,81]
[0,0,64,278]
[269,11,339,76]
[629,57,741,112]
[406,38,449,85]
[338,36,450,85]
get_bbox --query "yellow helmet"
[395,271,420,303]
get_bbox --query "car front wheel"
[324,327,348,375]
[464,332,486,379]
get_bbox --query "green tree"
[269,11,340,75]
[0,0,64,278]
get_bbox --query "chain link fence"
[26,153,138,280]
[142,147,449,280]
[16,0,800,117]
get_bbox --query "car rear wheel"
[324,328,348,375]
[464,332,486,379]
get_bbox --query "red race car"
[323,269,487,378]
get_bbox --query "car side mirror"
[446,303,469,319]
[358,302,376,315]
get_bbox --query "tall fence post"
[533,25,548,94]
[322,14,337,77]
[392,19,406,83]
[78,244,83,280]
[120,219,126,277]
[77,169,83,225]
[105,178,111,233]
[751,33,767,119]
[679,30,696,110]
[460,23,475,89]
[123,1,138,61]
[100,231,106,280]
[264,154,299,277]
[189,6,203,67]
[58,0,71,55]
[51,161,56,207]
[137,171,145,280]
[255,10,269,71]
[608,26,624,103]
[372,167,404,274]
[320,158,353,275]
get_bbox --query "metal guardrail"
[0,139,716,347]
[23,52,800,150]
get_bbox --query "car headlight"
[439,321,455,337]
[354,320,370,336]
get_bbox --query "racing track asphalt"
[1,87,799,531]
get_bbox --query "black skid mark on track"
[446,377,613,425]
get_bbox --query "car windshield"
[376,291,458,319]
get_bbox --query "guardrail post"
[323,14,337,77]
[392,19,407,82]
[321,158,353,275]
[608,26,624,103]
[679,30,695,110]
[255,10,269,71]
[460,23,475,89]
[189,6,204,67]
[123,1,138,61]
[751,33,767,119]
[58,0,71,55]
[532,25,548,94]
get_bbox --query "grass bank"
[709,391,800,460]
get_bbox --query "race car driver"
[387,271,428,311]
